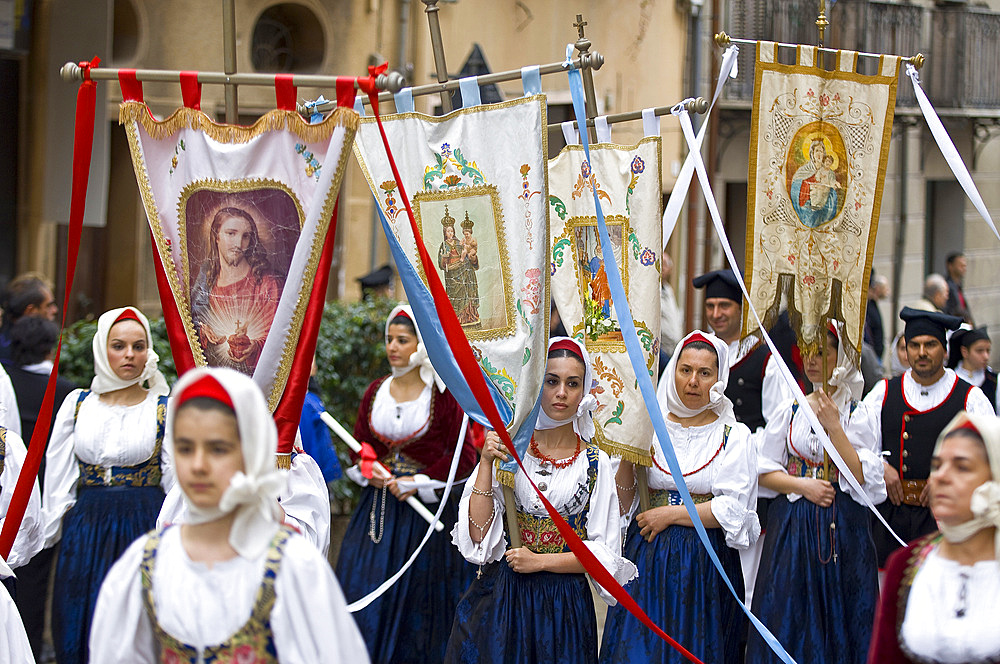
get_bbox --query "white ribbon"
[906,63,999,242]
[346,415,470,612]
[662,45,740,247]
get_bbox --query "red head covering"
[683,332,712,348]
[113,308,141,325]
[549,338,584,362]
[176,374,235,410]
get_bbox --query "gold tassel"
[275,453,292,470]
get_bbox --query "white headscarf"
[934,412,1000,561]
[889,331,908,377]
[825,321,865,410]
[90,307,169,397]
[657,330,735,424]
[385,304,445,393]
[535,336,598,441]
[168,367,286,558]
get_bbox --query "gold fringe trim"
[593,423,651,467]
[119,102,359,144]
[495,459,516,489]
[275,453,292,470]
[597,440,652,467]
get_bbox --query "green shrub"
[55,298,397,509]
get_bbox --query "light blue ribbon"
[564,52,797,664]
[393,87,414,114]
[459,76,481,108]
[303,95,330,124]
[521,65,541,97]
[353,97,365,116]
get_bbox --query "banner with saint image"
[745,44,900,359]
[352,96,550,450]
[548,137,662,465]
[121,103,358,411]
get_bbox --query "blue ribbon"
[564,54,797,664]
[303,95,330,124]
[459,76,481,108]
[521,66,542,97]
[393,87,414,113]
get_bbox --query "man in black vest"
[863,307,994,566]
[691,270,792,605]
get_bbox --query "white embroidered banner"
[745,44,900,357]
[352,96,550,443]
[122,104,358,409]
[548,138,662,465]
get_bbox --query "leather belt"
[902,479,927,507]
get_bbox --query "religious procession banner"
[121,103,358,411]
[352,96,550,452]
[548,138,662,466]
[744,44,900,358]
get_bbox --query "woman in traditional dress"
[446,336,636,664]
[42,307,170,664]
[600,330,758,664]
[335,304,478,664]
[0,557,33,664]
[90,367,368,662]
[746,324,885,664]
[869,411,1000,663]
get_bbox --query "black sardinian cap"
[947,325,991,368]
[357,264,395,288]
[900,306,963,346]
[692,270,741,304]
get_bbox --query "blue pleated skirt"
[445,559,598,664]
[600,521,746,664]
[52,484,164,664]
[746,489,878,664]
[335,484,475,664]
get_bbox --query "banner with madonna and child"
[351,94,551,467]
[121,95,358,448]
[744,43,900,359]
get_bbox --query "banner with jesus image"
[744,43,900,359]
[121,103,358,410]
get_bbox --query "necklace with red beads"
[529,433,582,469]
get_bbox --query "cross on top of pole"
[574,14,588,39]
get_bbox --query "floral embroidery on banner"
[380,181,403,232]
[424,143,486,190]
[169,140,186,176]
[294,143,322,181]
[572,160,611,203]
[625,155,644,214]
[518,164,541,250]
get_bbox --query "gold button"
[902,450,909,458]
[902,464,909,472]
[902,432,909,440]
[904,415,911,422]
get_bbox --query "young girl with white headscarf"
[747,323,886,664]
[870,411,1000,663]
[42,306,170,664]
[90,367,368,663]
[335,304,478,664]
[448,336,635,664]
[601,330,759,663]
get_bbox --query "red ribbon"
[335,77,356,109]
[358,67,702,663]
[150,228,195,375]
[179,71,202,110]
[118,69,143,102]
[0,56,101,558]
[275,75,296,111]
[359,442,378,480]
[271,203,340,453]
